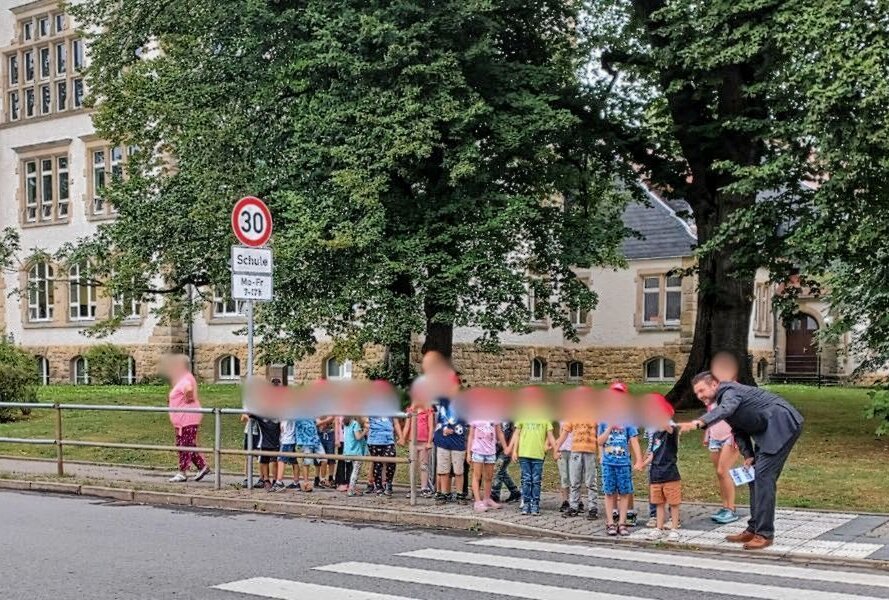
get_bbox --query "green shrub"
[0,337,38,421]
[83,343,131,385]
[865,387,889,437]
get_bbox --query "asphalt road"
[1,490,888,600]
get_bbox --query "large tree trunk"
[422,298,454,359]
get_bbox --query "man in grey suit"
[679,372,804,550]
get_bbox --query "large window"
[21,154,69,224]
[3,8,85,123]
[217,355,241,381]
[325,358,353,380]
[640,274,682,328]
[68,263,97,321]
[569,306,589,328]
[644,357,676,382]
[212,289,245,318]
[121,356,137,385]
[112,288,142,320]
[753,282,773,336]
[27,261,54,322]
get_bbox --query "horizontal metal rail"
[0,400,418,504]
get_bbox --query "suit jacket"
[700,382,803,458]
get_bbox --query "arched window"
[71,356,88,385]
[121,356,137,385]
[35,355,49,385]
[325,358,353,380]
[68,263,96,321]
[27,262,54,322]
[217,355,241,381]
[530,358,546,382]
[644,357,676,382]
[756,358,769,381]
[567,360,584,381]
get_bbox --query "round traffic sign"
[231,196,273,247]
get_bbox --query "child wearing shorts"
[270,418,299,492]
[597,421,642,536]
[295,418,323,492]
[433,396,468,504]
[467,420,507,512]
[637,394,681,541]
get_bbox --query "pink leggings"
[176,425,207,472]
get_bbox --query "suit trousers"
[747,427,802,539]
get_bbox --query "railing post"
[409,411,417,506]
[53,403,63,477]
[213,408,222,491]
[246,417,254,489]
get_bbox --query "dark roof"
[621,189,697,260]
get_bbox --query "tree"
[83,343,131,385]
[70,0,630,386]
[585,0,878,403]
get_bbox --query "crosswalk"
[214,537,889,600]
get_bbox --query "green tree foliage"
[586,0,889,403]
[83,343,131,385]
[0,337,38,422]
[69,0,630,384]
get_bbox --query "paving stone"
[818,515,889,539]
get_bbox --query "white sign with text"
[231,246,273,275]
[231,273,273,302]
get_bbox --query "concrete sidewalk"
[2,457,889,565]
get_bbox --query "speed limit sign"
[231,196,273,247]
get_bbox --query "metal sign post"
[231,196,274,491]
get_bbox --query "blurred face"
[711,354,739,382]
[162,356,185,381]
[693,379,719,405]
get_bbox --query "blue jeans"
[519,457,544,512]
[491,452,518,498]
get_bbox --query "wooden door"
[785,313,818,373]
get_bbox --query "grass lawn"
[0,383,887,512]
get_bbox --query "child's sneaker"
[286,481,300,490]
[347,488,363,497]
[587,507,599,520]
[364,483,375,495]
[374,486,385,496]
[626,511,638,527]
[454,493,468,505]
[484,498,502,510]
[562,507,580,518]
[473,501,488,512]
[646,517,658,528]
[420,488,435,499]
[559,500,570,512]
[194,466,211,482]
[434,492,449,505]
[577,501,585,512]
[168,472,187,483]
[268,481,285,492]
[521,506,531,516]
[648,528,664,541]
[666,530,681,542]
[505,490,522,503]
[383,483,393,497]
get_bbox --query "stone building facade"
[0,0,858,388]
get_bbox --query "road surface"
[1,490,887,600]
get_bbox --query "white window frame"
[567,360,584,381]
[72,356,89,385]
[121,356,137,384]
[218,355,241,381]
[664,275,682,326]
[68,263,97,321]
[644,357,676,382]
[530,358,545,382]
[325,358,353,380]
[57,156,69,218]
[92,149,106,214]
[36,355,50,385]
[27,262,54,322]
[212,290,245,318]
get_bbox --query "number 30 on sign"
[231,196,273,247]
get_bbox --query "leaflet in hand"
[729,466,755,486]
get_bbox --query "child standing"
[491,421,521,503]
[433,396,469,504]
[295,417,323,492]
[553,420,599,519]
[556,422,573,512]
[342,416,368,496]
[597,419,642,536]
[270,417,300,492]
[511,416,557,516]
[467,420,507,512]
[637,394,681,541]
[405,400,435,497]
[367,416,401,496]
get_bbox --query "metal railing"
[0,402,419,505]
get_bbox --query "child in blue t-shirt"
[342,417,368,496]
[367,416,402,496]
[597,421,642,536]
[295,418,323,491]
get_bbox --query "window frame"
[567,360,584,381]
[36,355,50,385]
[27,261,55,322]
[644,357,677,382]
[67,262,97,322]
[217,355,241,381]
[638,272,684,330]
[325,358,353,380]
[71,356,89,385]
[19,150,70,226]
[530,357,545,382]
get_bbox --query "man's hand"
[744,456,755,468]
[677,421,699,434]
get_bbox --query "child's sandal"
[606,524,618,536]
[618,524,630,536]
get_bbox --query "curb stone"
[4,478,889,571]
